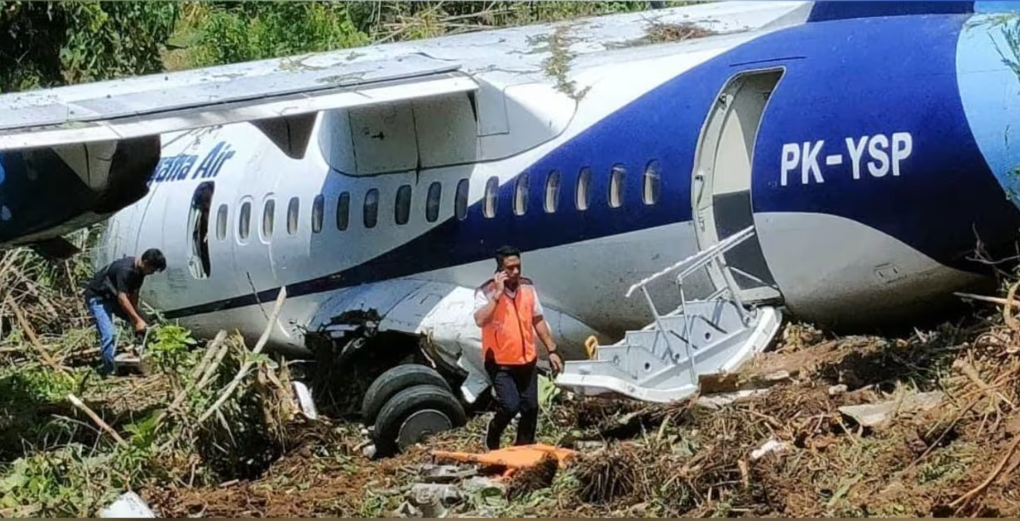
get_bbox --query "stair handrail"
[625,225,756,298]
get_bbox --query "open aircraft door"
[690,68,786,306]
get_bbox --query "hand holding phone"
[494,270,508,293]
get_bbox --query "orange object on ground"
[432,443,576,470]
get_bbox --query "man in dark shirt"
[84,248,166,376]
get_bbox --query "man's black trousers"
[485,360,539,450]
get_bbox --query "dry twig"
[7,297,67,375]
[67,393,127,448]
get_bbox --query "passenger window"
[514,173,529,216]
[395,185,412,225]
[455,179,469,221]
[484,176,498,218]
[337,192,350,231]
[262,199,275,239]
[545,170,560,213]
[238,201,251,240]
[609,164,625,208]
[643,160,661,205]
[364,189,379,228]
[312,194,324,233]
[287,197,300,235]
[426,182,442,223]
[216,204,228,240]
[576,167,591,211]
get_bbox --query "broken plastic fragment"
[292,381,318,419]
[99,491,155,518]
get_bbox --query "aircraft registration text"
[780,132,913,186]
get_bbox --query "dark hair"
[494,245,521,269]
[141,248,167,272]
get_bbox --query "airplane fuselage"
[94,4,1020,403]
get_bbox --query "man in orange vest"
[473,245,564,450]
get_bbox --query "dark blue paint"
[0,149,98,242]
[752,12,1020,270]
[807,1,974,23]
[150,141,236,185]
[163,11,1020,319]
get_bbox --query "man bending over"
[83,248,166,376]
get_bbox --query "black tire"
[360,364,452,425]
[371,383,467,456]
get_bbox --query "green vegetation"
[0,2,180,92]
[0,1,691,94]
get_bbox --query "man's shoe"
[483,418,501,451]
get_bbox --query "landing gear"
[361,364,453,426]
[363,364,467,456]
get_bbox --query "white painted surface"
[0,1,810,150]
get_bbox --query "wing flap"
[0,71,477,151]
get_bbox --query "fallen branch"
[7,297,67,376]
[197,286,287,425]
[67,393,127,448]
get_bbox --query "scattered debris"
[750,438,789,461]
[292,381,318,420]
[695,389,766,410]
[838,391,945,429]
[406,483,463,517]
[462,475,505,495]
[645,20,715,43]
[99,491,156,518]
[421,464,478,483]
[605,20,716,49]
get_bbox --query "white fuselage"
[92,1,1015,403]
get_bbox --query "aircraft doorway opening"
[189,181,214,279]
[691,68,784,305]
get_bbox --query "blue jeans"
[86,296,118,376]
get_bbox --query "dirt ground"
[125,308,1020,518]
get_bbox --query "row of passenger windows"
[214,161,663,241]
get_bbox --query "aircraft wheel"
[361,363,452,426]
[371,383,466,457]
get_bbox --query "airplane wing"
[0,52,477,151]
[0,0,980,154]
[0,51,480,257]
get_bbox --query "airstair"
[554,225,783,403]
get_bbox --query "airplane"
[5,0,1020,455]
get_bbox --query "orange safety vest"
[478,277,538,366]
